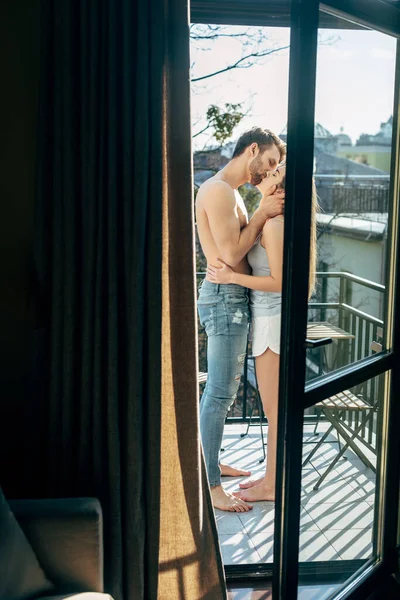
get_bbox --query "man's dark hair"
[231,127,286,161]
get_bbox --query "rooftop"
[317,212,388,241]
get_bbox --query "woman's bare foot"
[232,483,275,503]
[220,463,251,478]
[239,475,264,489]
[211,485,253,512]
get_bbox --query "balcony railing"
[315,174,390,214]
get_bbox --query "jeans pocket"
[198,303,217,336]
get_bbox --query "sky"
[190,24,397,150]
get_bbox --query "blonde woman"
[207,165,318,501]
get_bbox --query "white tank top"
[247,220,283,317]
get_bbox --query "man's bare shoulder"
[196,178,235,208]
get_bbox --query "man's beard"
[249,156,266,186]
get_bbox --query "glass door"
[275,1,400,599]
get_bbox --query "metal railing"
[197,271,385,452]
[315,174,390,214]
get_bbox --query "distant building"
[315,149,386,176]
[279,122,387,176]
[193,121,390,185]
[280,122,339,154]
[317,212,387,320]
[337,116,392,173]
[336,128,352,148]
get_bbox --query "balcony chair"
[302,389,377,490]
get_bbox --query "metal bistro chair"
[239,353,266,463]
[303,334,381,490]
[302,389,377,490]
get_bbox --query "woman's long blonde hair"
[277,170,319,299]
[308,179,319,298]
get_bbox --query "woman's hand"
[206,259,235,284]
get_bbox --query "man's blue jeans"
[198,279,250,487]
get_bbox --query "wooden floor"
[218,422,377,567]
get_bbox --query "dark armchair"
[9,497,113,600]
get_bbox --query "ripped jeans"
[198,280,250,487]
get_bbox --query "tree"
[193,103,245,146]
[190,24,289,148]
[239,184,262,216]
[190,24,289,84]
[190,25,337,149]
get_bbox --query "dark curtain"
[35,0,226,598]
[0,0,43,499]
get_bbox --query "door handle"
[304,337,333,349]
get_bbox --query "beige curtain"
[158,1,227,598]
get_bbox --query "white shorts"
[251,313,281,357]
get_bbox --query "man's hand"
[259,186,285,218]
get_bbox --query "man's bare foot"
[211,485,253,512]
[220,463,251,478]
[239,475,264,489]
[232,484,275,503]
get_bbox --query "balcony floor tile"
[217,423,377,565]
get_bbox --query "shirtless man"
[196,127,286,512]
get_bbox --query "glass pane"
[301,19,397,382]
[299,371,387,596]
[192,21,290,567]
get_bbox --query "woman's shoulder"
[259,216,284,248]
[263,215,284,231]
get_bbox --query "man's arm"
[203,182,284,267]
